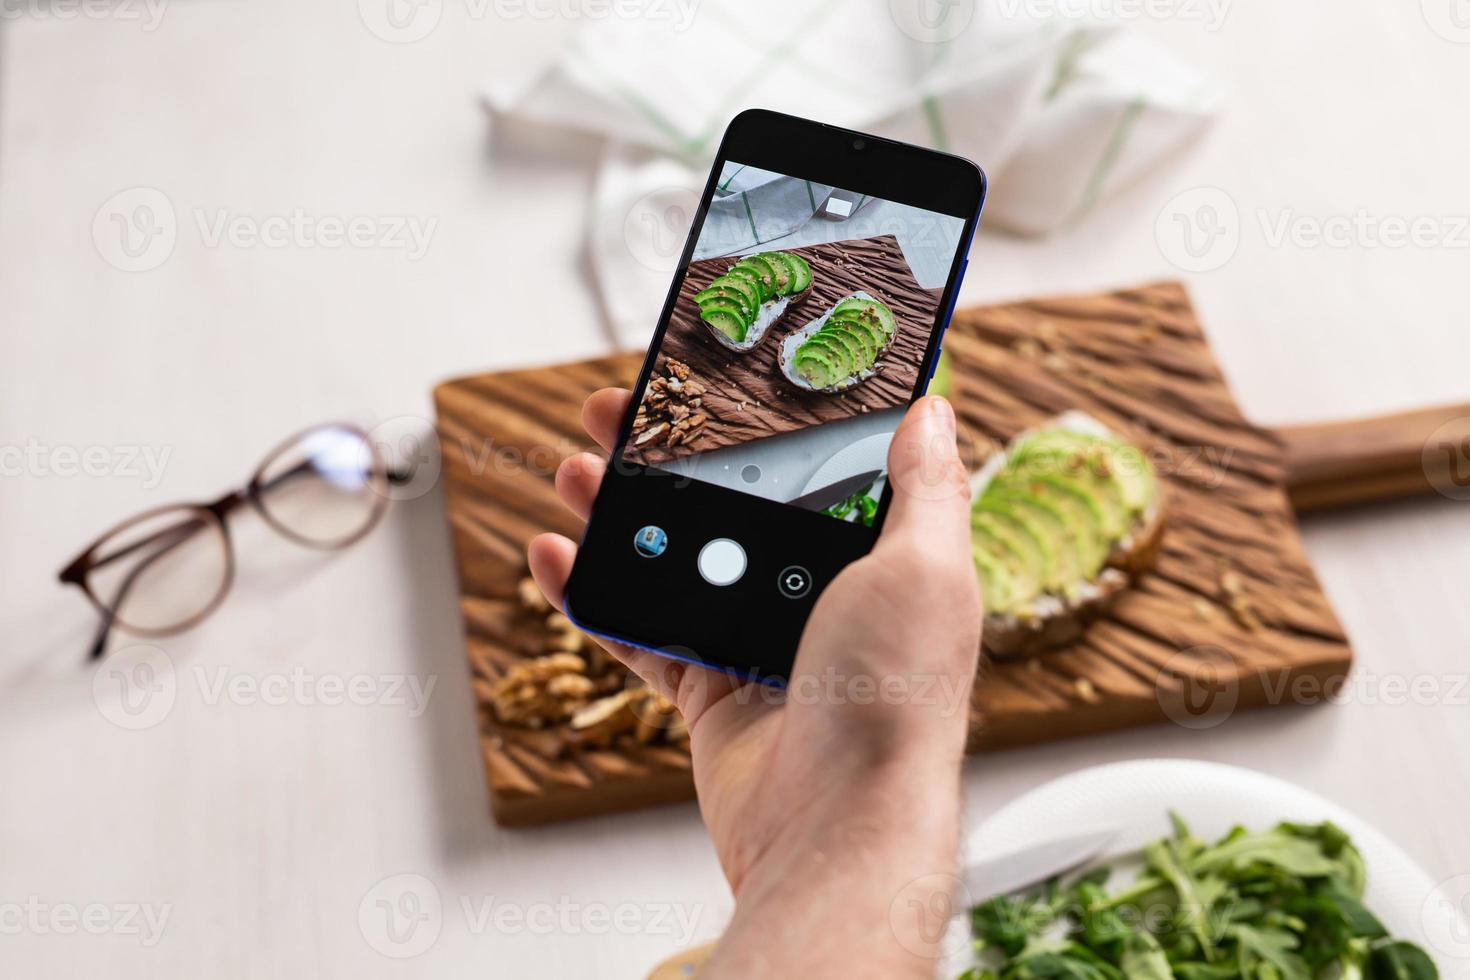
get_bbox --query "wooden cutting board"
[628,234,937,467]
[433,281,1469,827]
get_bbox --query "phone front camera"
[852,138,866,151]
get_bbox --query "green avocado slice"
[828,313,884,362]
[697,295,747,323]
[998,473,1109,579]
[792,346,841,389]
[799,334,856,382]
[701,308,747,344]
[972,500,1054,596]
[970,543,1013,614]
[1009,434,1128,539]
[755,252,797,295]
[980,490,1080,595]
[696,277,758,319]
[732,256,778,302]
[725,266,767,303]
[784,252,812,293]
[829,320,877,369]
[814,325,866,375]
[972,513,1045,613]
[831,298,896,339]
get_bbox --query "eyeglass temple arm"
[81,513,221,660]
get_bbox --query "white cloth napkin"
[488,0,1222,349]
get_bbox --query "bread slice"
[970,411,1166,661]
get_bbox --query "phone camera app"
[633,525,668,558]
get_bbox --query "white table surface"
[2,2,1468,977]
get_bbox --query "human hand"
[529,390,981,976]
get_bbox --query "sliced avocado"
[696,277,758,318]
[784,252,812,293]
[697,295,748,323]
[971,543,1013,613]
[800,334,856,382]
[831,298,895,339]
[725,266,767,303]
[972,500,1054,596]
[981,490,1079,595]
[732,256,778,301]
[829,319,877,369]
[792,346,841,388]
[1100,438,1156,514]
[972,513,1044,613]
[829,312,885,358]
[1009,436,1126,540]
[998,473,1109,579]
[701,308,747,344]
[813,325,866,375]
[755,252,796,295]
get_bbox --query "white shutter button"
[697,538,746,586]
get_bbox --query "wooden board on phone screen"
[626,234,938,467]
[433,281,1353,826]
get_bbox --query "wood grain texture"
[626,235,938,467]
[433,281,1354,826]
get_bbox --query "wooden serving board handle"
[1274,403,1470,512]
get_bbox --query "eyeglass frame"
[58,423,404,660]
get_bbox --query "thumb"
[878,395,972,556]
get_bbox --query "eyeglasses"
[59,423,409,660]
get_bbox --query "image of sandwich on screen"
[622,161,966,526]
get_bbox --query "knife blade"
[958,826,1118,905]
[786,469,884,511]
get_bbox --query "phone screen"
[567,113,983,679]
[619,160,969,527]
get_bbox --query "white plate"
[941,759,1469,978]
[800,430,894,495]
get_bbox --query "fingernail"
[926,395,956,436]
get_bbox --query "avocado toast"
[693,250,813,352]
[778,291,898,393]
[970,411,1165,660]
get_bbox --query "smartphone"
[565,108,985,681]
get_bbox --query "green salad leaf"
[959,813,1437,980]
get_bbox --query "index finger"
[582,388,633,454]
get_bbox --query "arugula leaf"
[958,815,1438,980]
[1365,941,1439,980]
